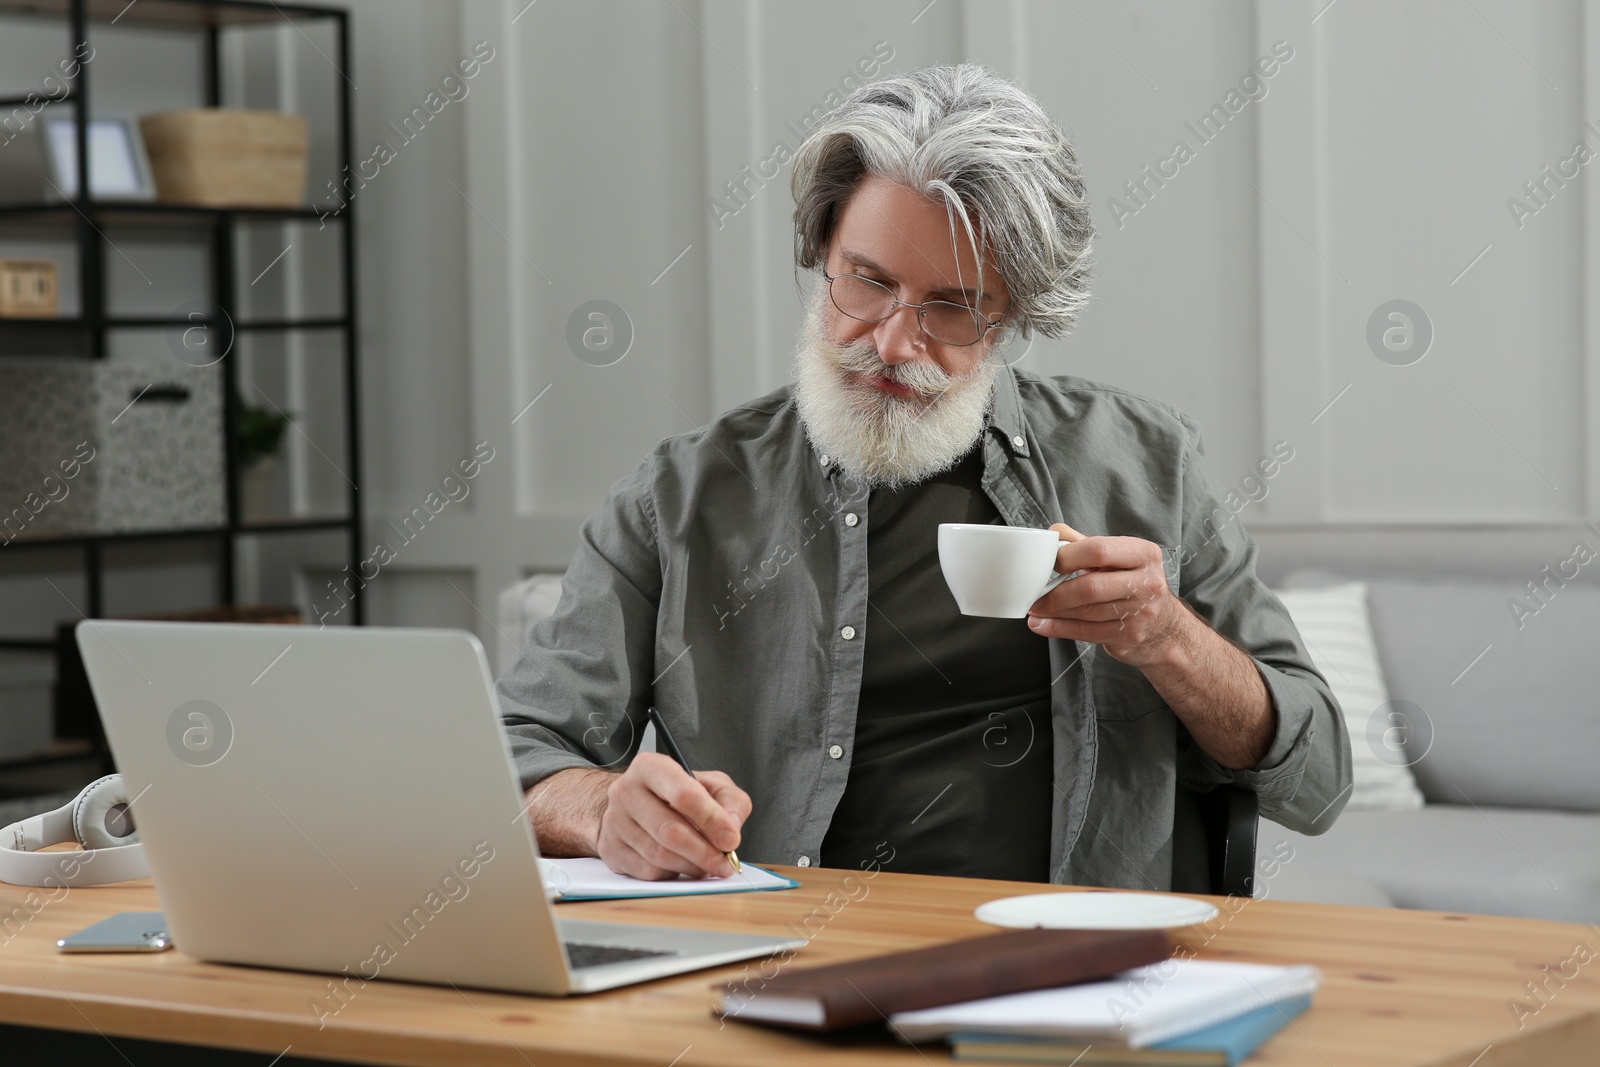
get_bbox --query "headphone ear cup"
[72,774,140,850]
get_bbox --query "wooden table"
[1,863,1597,1066]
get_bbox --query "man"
[499,63,1350,890]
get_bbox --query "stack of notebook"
[712,927,1319,1066]
[890,959,1320,1066]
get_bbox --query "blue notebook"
[949,996,1311,1066]
[538,856,800,902]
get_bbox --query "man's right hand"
[522,752,751,880]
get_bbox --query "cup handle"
[1038,568,1082,597]
[1038,533,1083,598]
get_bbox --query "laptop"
[75,620,804,996]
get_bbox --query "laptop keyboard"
[564,941,676,970]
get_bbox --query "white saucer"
[975,892,1220,931]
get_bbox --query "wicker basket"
[139,108,309,208]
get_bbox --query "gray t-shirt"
[819,441,1054,881]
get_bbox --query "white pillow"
[1269,581,1425,811]
[494,572,565,677]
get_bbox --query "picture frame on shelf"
[41,116,156,200]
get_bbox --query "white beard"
[791,288,1000,490]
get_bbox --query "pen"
[645,707,742,874]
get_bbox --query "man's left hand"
[1025,522,1191,668]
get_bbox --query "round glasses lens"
[922,301,987,346]
[830,274,895,322]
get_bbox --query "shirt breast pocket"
[1089,656,1169,722]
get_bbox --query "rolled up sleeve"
[496,452,662,789]
[1172,419,1352,835]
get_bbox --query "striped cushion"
[1270,581,1424,811]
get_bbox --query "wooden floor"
[0,862,1597,1066]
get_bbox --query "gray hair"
[790,62,1093,340]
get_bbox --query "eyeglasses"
[821,269,1005,347]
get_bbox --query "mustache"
[830,335,962,399]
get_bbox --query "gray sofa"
[1256,568,1600,923]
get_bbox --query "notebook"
[537,856,799,901]
[890,959,1322,1047]
[948,995,1312,1065]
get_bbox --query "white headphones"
[0,774,148,888]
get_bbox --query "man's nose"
[872,303,926,366]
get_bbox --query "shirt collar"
[986,363,1031,457]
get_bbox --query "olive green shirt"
[495,366,1353,889]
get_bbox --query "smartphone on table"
[56,912,171,953]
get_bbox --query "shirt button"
[844,512,859,527]
[828,744,843,759]
[819,454,831,467]
[840,625,856,640]
[1012,434,1026,450]
[797,855,811,867]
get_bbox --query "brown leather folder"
[713,926,1171,1032]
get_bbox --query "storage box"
[0,355,225,541]
[0,259,59,317]
[139,108,309,208]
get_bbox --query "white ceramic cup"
[937,523,1078,618]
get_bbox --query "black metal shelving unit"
[0,0,362,778]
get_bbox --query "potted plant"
[236,396,292,523]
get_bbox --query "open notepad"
[537,856,800,902]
